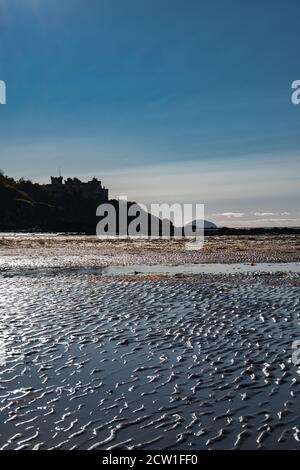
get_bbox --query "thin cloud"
[213,212,245,218]
[254,212,277,216]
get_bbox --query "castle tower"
[51,176,63,185]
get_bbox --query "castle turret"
[44,175,108,202]
[51,176,63,186]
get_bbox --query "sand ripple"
[0,270,300,449]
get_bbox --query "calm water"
[102,262,300,275]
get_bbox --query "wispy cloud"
[254,212,277,216]
[207,211,300,228]
[212,212,245,218]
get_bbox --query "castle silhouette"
[43,175,109,201]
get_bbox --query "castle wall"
[43,177,109,201]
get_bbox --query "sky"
[0,0,299,227]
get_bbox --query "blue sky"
[0,0,299,226]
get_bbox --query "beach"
[0,234,300,449]
[0,233,299,269]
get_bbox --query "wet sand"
[0,233,299,269]
[0,268,300,449]
[0,235,300,449]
